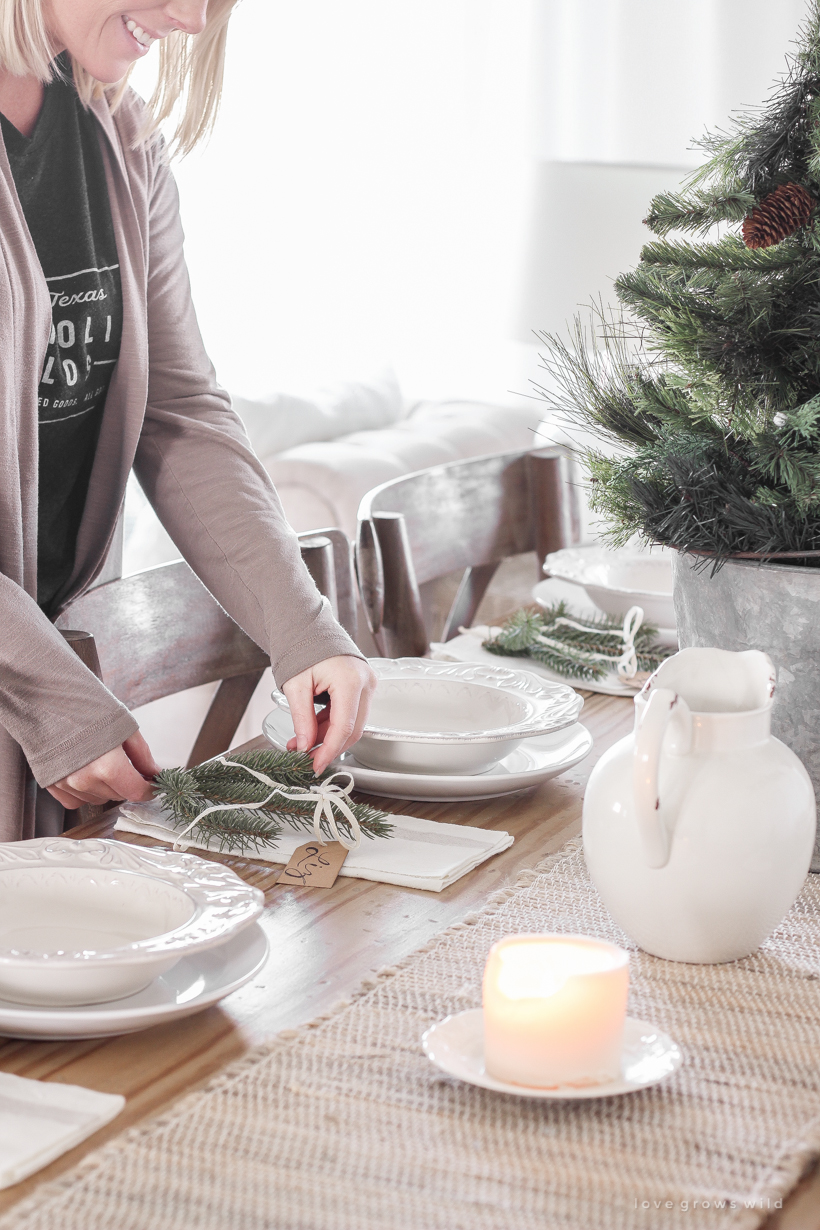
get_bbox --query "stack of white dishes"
[0,838,267,1040]
[264,658,592,802]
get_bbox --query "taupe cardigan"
[0,87,360,841]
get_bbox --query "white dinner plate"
[262,707,593,801]
[0,923,269,1041]
[422,1009,682,1099]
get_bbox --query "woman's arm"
[0,573,140,789]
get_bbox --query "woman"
[0,0,375,838]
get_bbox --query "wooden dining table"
[0,690,817,1227]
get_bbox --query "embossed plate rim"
[0,838,264,966]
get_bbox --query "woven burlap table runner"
[4,838,820,1230]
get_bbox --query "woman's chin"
[68,51,142,82]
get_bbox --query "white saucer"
[0,923,269,1040]
[422,1009,682,1098]
[262,708,593,801]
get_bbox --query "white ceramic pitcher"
[583,647,816,963]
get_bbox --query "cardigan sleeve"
[132,147,363,688]
[0,575,137,786]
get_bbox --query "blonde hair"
[0,0,238,155]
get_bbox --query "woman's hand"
[283,655,377,775]
[46,731,159,810]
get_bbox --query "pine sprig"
[639,235,801,271]
[642,188,757,237]
[154,749,394,854]
[483,604,672,683]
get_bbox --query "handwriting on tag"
[277,840,349,888]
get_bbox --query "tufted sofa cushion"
[261,399,541,538]
[231,371,404,459]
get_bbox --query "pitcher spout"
[639,647,776,715]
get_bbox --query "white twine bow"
[529,603,645,680]
[614,605,644,679]
[170,757,362,853]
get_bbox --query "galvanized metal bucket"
[673,552,820,871]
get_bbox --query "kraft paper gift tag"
[276,840,349,887]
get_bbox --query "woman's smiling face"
[44,0,208,82]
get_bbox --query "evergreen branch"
[585,440,820,562]
[639,235,801,271]
[154,749,394,855]
[483,604,672,682]
[642,188,756,237]
[533,309,668,448]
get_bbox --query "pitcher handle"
[633,687,691,869]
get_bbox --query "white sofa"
[124,376,542,571]
[123,376,545,767]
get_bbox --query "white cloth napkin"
[0,1072,124,1189]
[430,626,641,697]
[114,802,513,893]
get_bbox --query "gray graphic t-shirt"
[1,63,123,614]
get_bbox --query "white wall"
[131,0,812,402]
[534,0,809,167]
[135,0,535,404]
[524,0,810,340]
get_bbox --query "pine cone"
[742,182,815,249]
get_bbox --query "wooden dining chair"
[55,528,358,771]
[355,447,581,658]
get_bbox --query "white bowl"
[272,658,582,776]
[544,545,676,629]
[0,839,264,1007]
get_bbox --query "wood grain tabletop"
[0,691,816,1227]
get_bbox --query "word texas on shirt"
[0,62,123,615]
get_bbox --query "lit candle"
[482,933,629,1088]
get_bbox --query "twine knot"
[616,605,644,679]
[170,757,362,853]
[531,604,646,680]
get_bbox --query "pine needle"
[154,749,393,854]
[483,603,672,682]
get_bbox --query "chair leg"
[373,512,428,658]
[440,562,500,642]
[527,448,582,569]
[322,529,359,641]
[186,670,266,768]
[355,517,385,640]
[300,536,339,618]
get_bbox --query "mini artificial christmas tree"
[540,2,820,563]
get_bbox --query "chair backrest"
[55,560,268,709]
[55,527,357,768]
[355,448,580,657]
